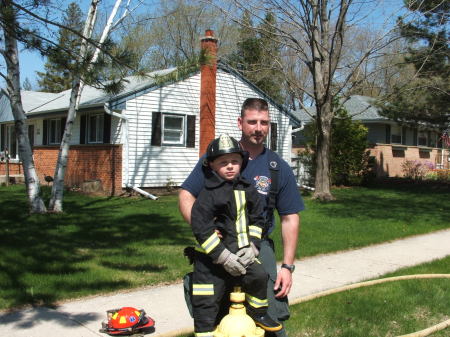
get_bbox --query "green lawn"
[177,257,450,337]
[286,256,450,337]
[0,183,448,310]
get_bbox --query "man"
[180,98,304,337]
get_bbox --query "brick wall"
[29,144,122,195]
[0,161,22,175]
[369,144,448,177]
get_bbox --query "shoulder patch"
[269,160,278,169]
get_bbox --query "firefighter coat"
[191,170,266,261]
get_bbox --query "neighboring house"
[292,95,449,178]
[0,31,301,195]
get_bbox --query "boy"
[190,134,282,337]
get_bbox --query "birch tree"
[0,0,46,213]
[215,0,401,200]
[49,0,135,212]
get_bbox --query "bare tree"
[118,0,239,70]
[0,0,46,213]
[49,0,137,212]
[214,0,401,200]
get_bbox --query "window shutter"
[186,115,196,148]
[0,124,4,150]
[151,112,162,146]
[80,115,86,144]
[413,129,418,146]
[103,113,111,144]
[43,119,48,145]
[270,122,278,152]
[402,127,406,145]
[385,124,391,144]
[60,117,66,142]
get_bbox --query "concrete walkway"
[2,229,450,337]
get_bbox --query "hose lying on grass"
[290,274,450,337]
[159,274,450,337]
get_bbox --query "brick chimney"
[199,30,218,157]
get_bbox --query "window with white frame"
[1,124,18,159]
[48,118,62,145]
[88,113,104,143]
[391,125,402,144]
[162,114,185,145]
[418,131,428,146]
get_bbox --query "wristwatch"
[281,263,295,273]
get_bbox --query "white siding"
[122,69,295,188]
[215,70,293,163]
[123,74,201,188]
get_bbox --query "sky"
[4,0,406,91]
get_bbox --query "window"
[391,125,402,144]
[0,124,18,159]
[49,118,62,144]
[80,112,110,144]
[151,112,195,147]
[418,131,428,147]
[88,113,104,143]
[162,114,185,145]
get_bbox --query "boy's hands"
[214,248,247,276]
[236,242,259,267]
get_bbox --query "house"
[0,30,301,195]
[292,95,449,178]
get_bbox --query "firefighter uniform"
[191,171,268,336]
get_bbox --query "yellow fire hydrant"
[214,287,265,337]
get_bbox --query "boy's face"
[209,152,243,181]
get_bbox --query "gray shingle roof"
[292,95,389,123]
[26,68,177,115]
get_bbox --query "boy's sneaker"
[248,312,282,332]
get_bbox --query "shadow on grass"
[0,186,193,310]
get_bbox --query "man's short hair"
[241,98,269,117]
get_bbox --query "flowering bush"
[401,160,435,180]
[425,169,450,181]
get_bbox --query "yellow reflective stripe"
[193,284,214,295]
[201,232,220,253]
[195,244,206,253]
[246,294,268,308]
[249,225,262,239]
[234,190,249,248]
[195,332,214,337]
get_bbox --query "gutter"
[103,103,158,200]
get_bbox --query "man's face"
[238,108,270,146]
[209,153,243,181]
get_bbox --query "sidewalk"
[2,229,450,337]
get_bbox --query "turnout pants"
[259,238,290,337]
[192,251,269,335]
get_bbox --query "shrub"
[401,160,434,180]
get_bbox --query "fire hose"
[158,274,450,337]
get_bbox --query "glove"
[236,242,259,267]
[214,248,247,276]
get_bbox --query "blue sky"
[7,0,406,90]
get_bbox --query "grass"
[176,257,450,337]
[0,182,449,310]
[286,256,450,337]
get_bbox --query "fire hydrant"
[214,287,265,337]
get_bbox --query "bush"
[401,160,434,180]
[425,169,450,182]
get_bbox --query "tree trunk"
[313,100,335,201]
[48,78,81,212]
[1,0,47,213]
[48,0,100,212]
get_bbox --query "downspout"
[104,103,158,200]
